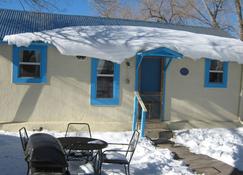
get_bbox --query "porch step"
[146,129,173,143]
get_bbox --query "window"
[204,59,228,88]
[13,44,47,83]
[91,58,120,105]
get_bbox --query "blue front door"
[139,57,163,119]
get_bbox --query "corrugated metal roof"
[0,8,232,40]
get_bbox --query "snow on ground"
[0,130,194,175]
[4,25,243,64]
[173,127,243,171]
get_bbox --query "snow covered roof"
[0,8,232,40]
[3,25,243,64]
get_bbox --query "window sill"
[13,77,47,84]
[91,98,120,106]
[204,83,227,88]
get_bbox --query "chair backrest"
[65,123,92,138]
[19,127,29,151]
[126,130,140,163]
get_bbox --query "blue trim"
[12,43,47,84]
[132,96,138,131]
[165,58,172,71]
[90,58,120,106]
[140,47,183,58]
[161,58,173,120]
[204,58,228,88]
[134,47,182,121]
[135,54,143,91]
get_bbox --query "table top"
[58,137,108,151]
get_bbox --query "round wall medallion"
[180,67,189,76]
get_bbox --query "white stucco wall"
[0,43,242,131]
[165,58,241,124]
[0,44,135,131]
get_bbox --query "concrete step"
[146,129,173,138]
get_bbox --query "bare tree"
[91,0,236,34]
[91,0,119,18]
[235,0,243,40]
[177,0,234,31]
[141,0,186,24]
[91,0,142,19]
[0,0,58,11]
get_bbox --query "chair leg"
[127,164,130,175]
[124,165,127,175]
[26,162,29,175]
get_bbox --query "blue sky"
[0,0,97,16]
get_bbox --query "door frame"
[134,47,183,121]
[138,57,164,120]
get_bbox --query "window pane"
[96,77,113,98]
[209,72,223,83]
[97,60,114,74]
[19,65,40,78]
[20,50,40,63]
[210,60,223,71]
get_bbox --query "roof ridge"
[0,8,229,33]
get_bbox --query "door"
[139,57,164,120]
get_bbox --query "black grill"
[25,133,68,175]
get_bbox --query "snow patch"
[173,128,243,171]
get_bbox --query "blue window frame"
[91,58,120,105]
[204,58,228,88]
[12,43,47,83]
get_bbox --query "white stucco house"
[1,8,243,136]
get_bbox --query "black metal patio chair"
[65,123,92,138]
[100,130,140,175]
[65,123,93,162]
[19,127,29,175]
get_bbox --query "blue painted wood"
[12,43,47,84]
[133,47,183,133]
[132,96,138,131]
[204,58,228,88]
[90,58,120,105]
[141,47,183,58]
[135,47,183,92]
[165,58,172,71]
[135,54,143,91]
[141,110,147,137]
[140,58,161,93]
[161,58,173,121]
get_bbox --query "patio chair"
[65,123,93,162]
[100,130,140,175]
[19,127,29,151]
[65,123,92,138]
[18,127,29,175]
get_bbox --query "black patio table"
[58,137,108,174]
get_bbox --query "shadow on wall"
[1,45,134,124]
[13,85,43,122]
[169,97,238,123]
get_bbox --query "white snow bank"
[173,128,243,171]
[0,130,194,175]
[3,25,243,64]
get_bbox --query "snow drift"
[3,25,243,64]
